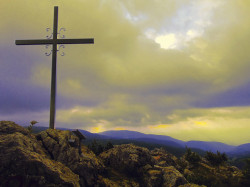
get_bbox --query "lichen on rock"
[99,144,155,177]
[0,122,80,186]
[37,128,105,186]
[0,121,247,187]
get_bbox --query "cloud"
[146,107,250,145]
[1,0,250,145]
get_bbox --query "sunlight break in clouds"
[144,0,222,49]
[155,34,178,49]
[1,0,250,145]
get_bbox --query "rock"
[99,144,188,187]
[37,129,105,186]
[0,130,79,186]
[179,184,206,187]
[97,175,120,187]
[181,155,245,187]
[99,144,154,177]
[151,148,178,167]
[0,121,30,135]
[98,175,140,187]
[37,129,81,162]
[143,164,153,171]
[1,121,247,187]
[162,166,188,187]
[143,169,163,187]
[183,168,193,177]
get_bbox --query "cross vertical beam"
[15,6,94,129]
[50,6,58,129]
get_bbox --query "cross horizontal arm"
[57,38,94,44]
[15,38,94,45]
[15,39,53,45]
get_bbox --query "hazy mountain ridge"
[228,143,250,156]
[100,130,185,146]
[185,141,236,153]
[30,127,250,156]
[99,130,249,156]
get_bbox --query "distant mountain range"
[99,130,250,156]
[30,126,250,157]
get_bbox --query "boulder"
[179,184,206,187]
[181,154,245,187]
[0,121,30,135]
[37,129,81,162]
[143,165,188,187]
[99,144,154,177]
[37,129,105,186]
[98,175,140,187]
[99,144,189,187]
[143,169,163,187]
[151,148,178,167]
[0,130,79,186]
[161,166,188,187]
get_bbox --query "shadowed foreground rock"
[0,121,247,187]
[0,121,79,186]
[37,128,105,186]
[99,145,188,187]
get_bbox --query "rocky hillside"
[0,121,249,187]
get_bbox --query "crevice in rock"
[37,136,54,160]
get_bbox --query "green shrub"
[27,120,38,133]
[205,151,228,166]
[185,147,201,165]
[105,141,114,151]
[243,159,250,177]
[88,140,114,155]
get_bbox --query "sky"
[1,0,250,145]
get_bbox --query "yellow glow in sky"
[194,121,208,126]
[1,0,250,145]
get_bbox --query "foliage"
[228,154,250,169]
[185,147,201,165]
[27,120,38,133]
[243,158,250,177]
[205,151,228,166]
[240,158,250,186]
[84,138,198,157]
[88,140,114,155]
[105,141,114,150]
[185,170,237,187]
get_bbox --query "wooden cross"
[15,6,94,129]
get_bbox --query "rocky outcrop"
[162,166,188,187]
[0,120,30,136]
[37,128,105,186]
[0,122,79,186]
[0,121,104,187]
[151,148,180,168]
[180,153,245,187]
[0,121,247,187]
[99,144,154,177]
[99,144,188,187]
[179,184,206,187]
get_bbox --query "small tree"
[205,151,228,166]
[105,141,114,151]
[185,147,201,165]
[243,159,250,177]
[97,144,104,155]
[27,120,38,133]
[88,139,105,155]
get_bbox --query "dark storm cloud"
[193,81,250,108]
[0,79,50,114]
